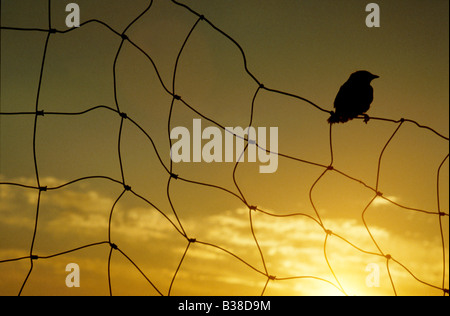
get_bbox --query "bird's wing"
[334,83,373,114]
[333,83,351,111]
[354,85,373,113]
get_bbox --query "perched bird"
[328,70,379,124]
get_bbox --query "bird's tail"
[327,111,349,124]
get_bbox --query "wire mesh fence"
[0,0,448,296]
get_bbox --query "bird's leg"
[363,114,370,124]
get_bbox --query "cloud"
[0,175,447,295]
[0,175,176,241]
[371,195,398,207]
[178,205,447,295]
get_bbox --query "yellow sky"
[0,176,447,295]
[0,0,449,296]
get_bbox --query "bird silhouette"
[328,70,379,124]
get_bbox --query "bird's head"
[349,70,379,83]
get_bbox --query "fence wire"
[0,0,448,296]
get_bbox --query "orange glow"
[0,0,448,296]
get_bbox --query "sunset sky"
[0,0,448,296]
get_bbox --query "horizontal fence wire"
[0,0,448,296]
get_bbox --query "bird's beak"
[372,74,379,79]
